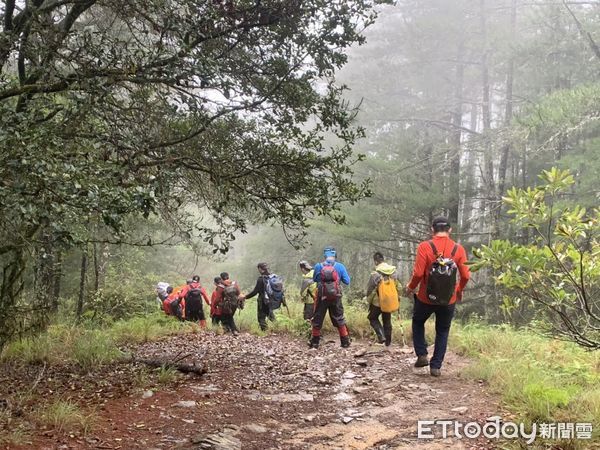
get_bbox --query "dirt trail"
[13,331,500,449]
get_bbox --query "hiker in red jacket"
[214,272,242,335]
[210,277,223,326]
[406,217,470,377]
[179,275,211,327]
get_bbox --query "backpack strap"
[428,240,439,256]
[450,243,459,257]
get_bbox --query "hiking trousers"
[186,300,206,322]
[368,304,392,342]
[311,297,346,336]
[412,296,456,369]
[303,303,315,321]
[221,313,238,333]
[257,297,275,331]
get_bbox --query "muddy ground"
[1,331,503,449]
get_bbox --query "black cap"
[192,275,200,282]
[432,216,450,228]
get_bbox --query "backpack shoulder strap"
[450,243,459,257]
[428,240,439,256]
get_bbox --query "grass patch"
[1,312,194,369]
[37,400,96,434]
[156,366,178,384]
[72,330,122,370]
[0,426,32,447]
[452,324,600,447]
[110,313,197,345]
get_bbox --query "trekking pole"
[397,309,407,347]
[284,300,291,317]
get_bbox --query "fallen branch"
[121,355,206,375]
[137,358,206,375]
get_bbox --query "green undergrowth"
[1,312,197,369]
[452,324,600,448]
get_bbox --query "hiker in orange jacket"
[179,275,211,327]
[163,286,184,320]
[210,277,223,326]
[406,216,470,377]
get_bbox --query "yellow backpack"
[378,275,399,313]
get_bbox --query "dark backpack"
[221,282,239,315]
[264,274,284,310]
[320,264,341,302]
[426,241,459,305]
[186,286,202,306]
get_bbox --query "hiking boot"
[309,336,320,349]
[430,368,441,377]
[414,355,429,367]
[384,332,392,347]
[340,336,351,348]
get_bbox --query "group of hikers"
[157,272,244,334]
[155,217,470,377]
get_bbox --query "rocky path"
[17,331,501,449]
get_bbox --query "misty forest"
[0,0,599,449]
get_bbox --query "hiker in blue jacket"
[310,247,351,349]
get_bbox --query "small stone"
[342,371,357,379]
[451,406,469,414]
[142,390,154,399]
[342,416,354,424]
[173,400,197,408]
[353,349,367,357]
[352,386,368,394]
[302,415,315,422]
[355,359,369,367]
[244,424,268,434]
[334,392,354,401]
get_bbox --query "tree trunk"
[480,0,493,198]
[448,41,465,226]
[494,0,517,238]
[93,242,100,293]
[34,230,55,328]
[76,247,88,322]
[51,250,62,313]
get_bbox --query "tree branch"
[562,0,600,62]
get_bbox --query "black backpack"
[426,241,459,305]
[186,286,202,306]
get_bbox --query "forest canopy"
[0,0,389,349]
